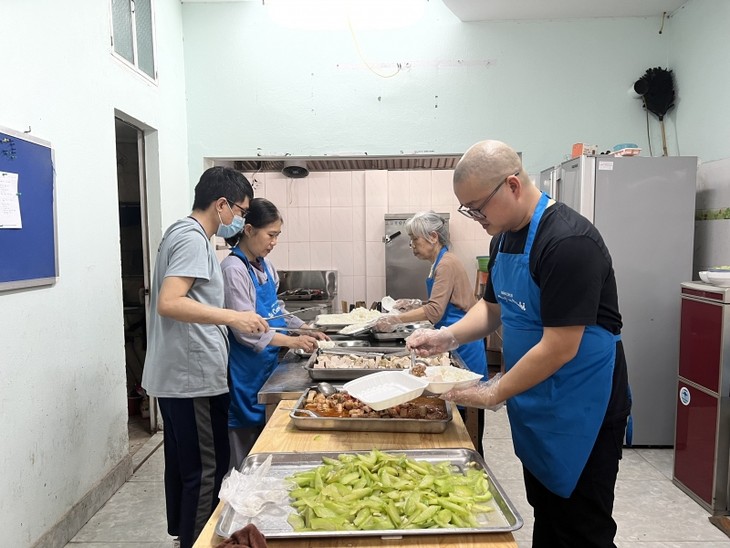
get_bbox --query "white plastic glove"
[372,314,402,333]
[441,373,504,411]
[393,298,422,313]
[406,326,459,357]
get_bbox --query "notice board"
[0,126,57,291]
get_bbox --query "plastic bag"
[219,454,290,529]
[441,373,505,411]
[372,314,402,333]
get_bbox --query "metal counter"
[258,353,313,420]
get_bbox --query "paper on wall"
[0,171,22,229]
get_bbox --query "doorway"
[115,117,154,453]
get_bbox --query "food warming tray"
[288,390,452,433]
[215,449,523,539]
[304,349,467,381]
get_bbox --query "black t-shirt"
[484,202,630,423]
[483,202,622,334]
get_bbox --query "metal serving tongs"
[266,306,323,321]
[407,349,431,372]
[268,326,323,333]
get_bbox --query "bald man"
[408,140,631,547]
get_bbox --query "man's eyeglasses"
[227,201,248,217]
[457,171,520,221]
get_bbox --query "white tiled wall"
[218,169,492,309]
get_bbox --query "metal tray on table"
[292,339,374,359]
[289,389,452,433]
[215,448,523,539]
[304,348,466,381]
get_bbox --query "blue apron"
[492,192,618,497]
[427,247,487,377]
[227,248,287,429]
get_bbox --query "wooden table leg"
[464,407,479,450]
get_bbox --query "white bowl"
[342,371,428,411]
[380,296,396,312]
[699,271,710,283]
[706,271,730,287]
[416,366,483,395]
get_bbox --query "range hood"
[232,154,462,173]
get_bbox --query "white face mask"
[216,202,245,238]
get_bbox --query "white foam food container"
[416,366,483,395]
[342,371,429,411]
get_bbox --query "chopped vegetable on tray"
[286,449,494,531]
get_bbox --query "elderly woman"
[374,211,487,378]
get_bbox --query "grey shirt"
[221,253,304,353]
[142,218,229,398]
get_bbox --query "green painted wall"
[181,1,670,175]
[668,0,730,163]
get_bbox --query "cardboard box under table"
[193,400,520,548]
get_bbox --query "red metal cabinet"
[673,283,730,514]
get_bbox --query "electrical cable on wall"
[248,161,264,192]
[347,16,401,79]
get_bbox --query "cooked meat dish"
[312,352,450,370]
[302,390,447,420]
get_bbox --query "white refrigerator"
[540,155,697,446]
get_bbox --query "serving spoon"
[281,407,319,418]
[317,382,338,397]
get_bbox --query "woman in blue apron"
[373,211,487,452]
[373,211,487,377]
[408,140,630,547]
[221,198,327,469]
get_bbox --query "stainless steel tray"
[369,331,410,341]
[215,449,523,539]
[305,349,466,381]
[288,390,452,433]
[292,340,375,359]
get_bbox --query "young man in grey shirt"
[142,167,268,548]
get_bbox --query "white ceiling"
[441,0,689,22]
[181,0,689,20]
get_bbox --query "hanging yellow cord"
[346,14,401,79]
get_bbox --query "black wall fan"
[632,67,676,156]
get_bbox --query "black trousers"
[158,394,230,548]
[524,417,628,548]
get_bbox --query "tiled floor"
[66,408,730,548]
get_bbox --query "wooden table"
[194,401,518,548]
